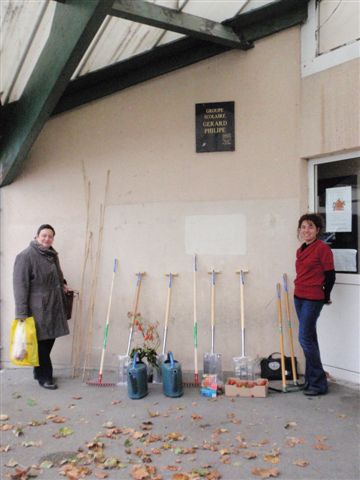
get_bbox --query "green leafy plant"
[130,346,158,368]
[128,312,160,369]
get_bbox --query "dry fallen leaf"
[131,464,150,479]
[148,410,160,418]
[6,458,19,467]
[162,465,181,472]
[251,467,280,478]
[22,440,42,448]
[293,459,310,467]
[1,423,14,431]
[166,432,185,441]
[284,421,297,429]
[94,471,109,479]
[0,414,9,421]
[141,421,153,431]
[53,426,74,438]
[171,474,190,480]
[51,416,68,424]
[103,457,120,469]
[285,437,305,447]
[102,421,115,429]
[191,414,203,421]
[313,443,331,451]
[59,464,92,479]
[243,451,257,460]
[251,439,269,447]
[206,469,222,480]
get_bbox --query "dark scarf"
[30,240,58,261]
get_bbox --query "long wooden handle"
[162,274,172,355]
[276,283,287,392]
[193,255,198,379]
[126,272,145,356]
[99,259,118,376]
[211,270,215,353]
[283,273,298,384]
[162,273,178,355]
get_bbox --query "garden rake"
[87,258,118,387]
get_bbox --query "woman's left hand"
[63,285,69,294]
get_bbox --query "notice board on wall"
[195,101,235,153]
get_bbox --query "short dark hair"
[36,224,56,236]
[297,213,324,236]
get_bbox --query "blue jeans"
[294,298,328,393]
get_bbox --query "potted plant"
[128,312,160,382]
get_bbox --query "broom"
[87,258,118,387]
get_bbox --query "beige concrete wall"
[2,26,356,377]
[300,58,360,159]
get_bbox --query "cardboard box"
[225,378,268,398]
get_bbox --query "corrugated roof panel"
[0,0,54,104]
[1,0,278,103]
[181,0,249,21]
[73,16,168,78]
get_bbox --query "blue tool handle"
[276,283,281,299]
[136,272,141,286]
[212,270,215,285]
[169,272,172,288]
[113,258,117,273]
[194,254,197,272]
[282,274,288,292]
[240,270,244,285]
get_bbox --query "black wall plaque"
[196,101,235,153]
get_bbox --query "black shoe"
[39,381,58,390]
[304,389,327,396]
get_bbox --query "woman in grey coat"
[13,224,70,390]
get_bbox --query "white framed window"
[301,0,360,77]
[308,151,360,285]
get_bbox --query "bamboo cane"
[82,170,110,381]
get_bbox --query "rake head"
[86,373,115,387]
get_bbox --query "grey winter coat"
[13,241,70,341]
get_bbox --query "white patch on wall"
[185,214,246,255]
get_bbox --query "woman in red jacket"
[294,213,335,396]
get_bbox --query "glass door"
[309,153,360,276]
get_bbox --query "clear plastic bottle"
[253,355,262,380]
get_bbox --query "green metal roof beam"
[110,0,246,49]
[0,0,112,187]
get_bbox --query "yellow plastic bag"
[10,317,39,367]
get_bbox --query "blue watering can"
[161,351,183,398]
[127,353,148,399]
